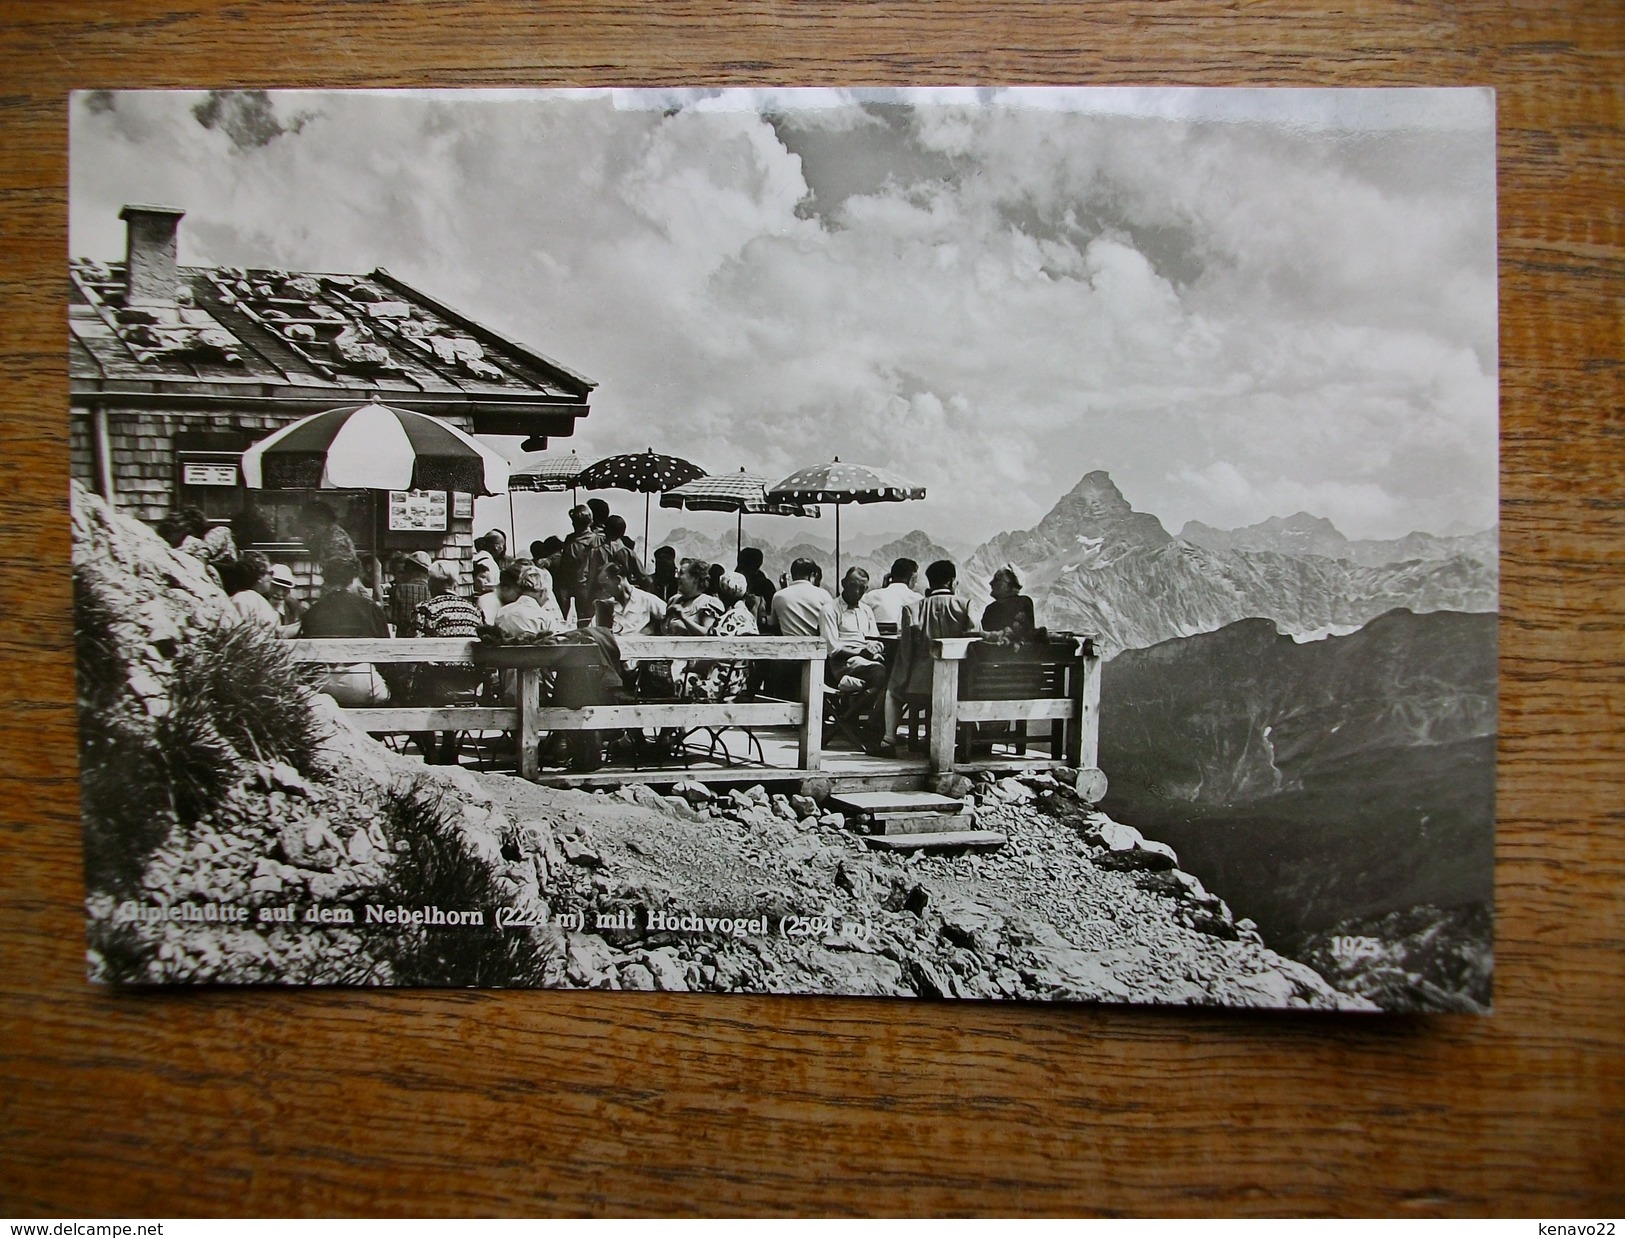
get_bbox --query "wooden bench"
[925,635,1101,776]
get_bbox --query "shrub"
[165,618,326,781]
[374,780,552,986]
[75,565,327,898]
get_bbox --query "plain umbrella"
[659,467,820,556]
[242,394,511,597]
[765,457,925,582]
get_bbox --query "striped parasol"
[766,457,926,580]
[241,395,510,496]
[578,448,707,551]
[660,468,820,553]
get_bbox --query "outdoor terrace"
[289,633,1103,795]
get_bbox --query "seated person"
[664,558,723,637]
[880,558,980,756]
[819,567,888,722]
[598,562,666,637]
[409,560,485,765]
[596,562,666,699]
[229,550,300,638]
[768,556,828,637]
[415,560,483,650]
[492,562,569,640]
[652,559,723,702]
[866,557,922,630]
[982,564,1037,647]
[681,570,757,703]
[267,563,303,629]
[488,562,570,708]
[299,554,391,707]
[387,551,434,637]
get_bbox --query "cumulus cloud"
[69,88,1497,545]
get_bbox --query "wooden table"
[2,2,1620,1217]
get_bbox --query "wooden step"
[872,809,974,836]
[863,829,1007,852]
[827,790,967,815]
[829,789,976,836]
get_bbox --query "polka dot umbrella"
[576,448,707,553]
[765,457,926,581]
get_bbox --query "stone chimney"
[119,205,185,307]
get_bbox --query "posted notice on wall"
[387,489,447,532]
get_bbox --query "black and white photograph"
[69,87,1498,1011]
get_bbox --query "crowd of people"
[159,495,1044,765]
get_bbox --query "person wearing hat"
[982,564,1036,647]
[266,562,303,630]
[388,550,435,637]
[415,559,482,640]
[471,549,502,625]
[228,550,300,638]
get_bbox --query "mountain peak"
[1039,470,1172,548]
[1064,469,1131,505]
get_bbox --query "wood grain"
[1,0,1620,1217]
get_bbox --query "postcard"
[70,87,1498,1009]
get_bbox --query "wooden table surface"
[1,1,1619,1218]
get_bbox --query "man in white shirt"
[865,557,922,628]
[769,557,829,636]
[493,563,569,639]
[819,567,888,722]
[599,563,665,636]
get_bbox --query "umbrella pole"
[508,490,516,547]
[835,505,841,583]
[644,491,651,559]
[737,509,743,558]
[372,493,384,604]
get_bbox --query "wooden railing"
[289,632,1100,782]
[290,635,826,780]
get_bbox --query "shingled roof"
[69,212,594,442]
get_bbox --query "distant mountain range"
[1180,512,1498,568]
[962,472,1497,654]
[662,470,1497,655]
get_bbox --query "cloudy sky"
[70,88,1498,547]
